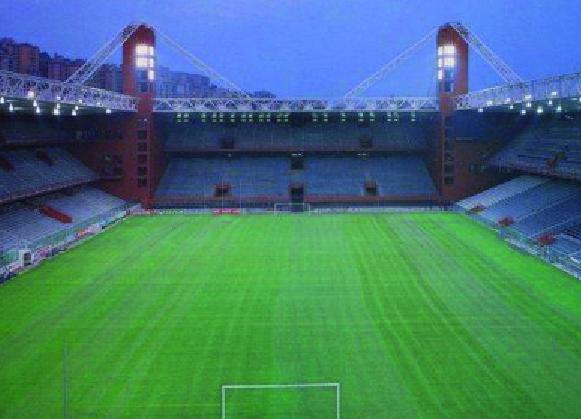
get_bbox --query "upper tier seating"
[155,155,436,201]
[491,119,581,179]
[0,115,125,145]
[457,175,548,210]
[0,187,127,252]
[164,122,428,152]
[0,148,97,202]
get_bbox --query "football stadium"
[0,2,580,417]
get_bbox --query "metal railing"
[461,207,581,279]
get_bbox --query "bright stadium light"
[33,100,38,108]
[8,103,14,112]
[35,106,41,115]
[106,108,112,114]
[556,104,562,113]
[72,109,77,116]
[537,106,544,114]
[27,90,35,99]
[521,109,526,115]
[0,97,4,104]
[53,107,60,116]
[478,108,484,113]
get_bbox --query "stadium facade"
[1,22,580,276]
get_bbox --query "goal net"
[273,203,311,214]
[221,382,340,419]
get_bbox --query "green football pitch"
[0,213,579,418]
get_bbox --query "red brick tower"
[79,25,163,207]
[435,24,469,201]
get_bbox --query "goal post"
[221,382,340,418]
[273,203,311,214]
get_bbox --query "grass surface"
[0,213,579,418]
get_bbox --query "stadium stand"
[456,175,548,210]
[552,234,581,256]
[564,223,581,240]
[304,156,436,197]
[0,148,97,203]
[511,195,581,237]
[155,155,437,203]
[0,115,125,145]
[460,175,581,253]
[156,157,290,201]
[0,204,65,251]
[0,186,127,252]
[164,122,429,152]
[478,179,581,224]
[490,118,581,179]
[37,187,126,223]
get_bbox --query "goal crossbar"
[221,382,340,418]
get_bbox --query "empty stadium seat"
[164,121,429,152]
[155,155,437,201]
[491,119,581,178]
[457,175,549,210]
[304,156,436,197]
[479,180,581,223]
[512,195,581,237]
[0,187,127,252]
[156,157,290,200]
[0,148,97,203]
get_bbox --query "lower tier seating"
[479,180,581,224]
[0,186,126,252]
[457,175,548,210]
[552,234,581,257]
[303,156,436,197]
[460,176,581,254]
[155,155,437,202]
[511,195,581,237]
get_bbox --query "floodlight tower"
[437,24,469,114]
[434,23,507,202]
[121,25,162,207]
[87,24,163,207]
[432,24,468,202]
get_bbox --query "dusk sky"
[1,0,580,97]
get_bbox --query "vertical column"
[436,24,468,201]
[121,24,159,207]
